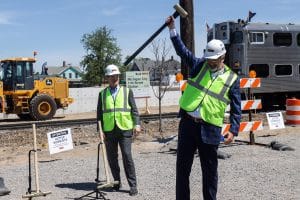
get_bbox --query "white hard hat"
[204,39,226,59]
[105,64,121,76]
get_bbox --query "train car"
[207,20,300,109]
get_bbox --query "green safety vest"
[179,62,237,127]
[100,86,133,132]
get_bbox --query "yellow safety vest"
[100,86,134,132]
[179,62,237,127]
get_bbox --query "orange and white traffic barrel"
[286,98,300,125]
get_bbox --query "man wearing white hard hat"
[97,64,140,196]
[166,16,241,200]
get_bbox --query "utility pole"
[179,0,195,79]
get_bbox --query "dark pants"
[176,117,219,200]
[104,128,137,188]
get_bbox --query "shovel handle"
[97,121,111,183]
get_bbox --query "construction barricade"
[180,78,264,144]
[222,78,263,144]
[286,98,300,125]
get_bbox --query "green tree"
[80,26,122,86]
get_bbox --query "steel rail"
[0,112,179,131]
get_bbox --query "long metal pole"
[123,11,180,66]
[248,88,255,144]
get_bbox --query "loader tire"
[30,94,57,120]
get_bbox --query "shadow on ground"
[56,182,96,191]
[55,182,129,194]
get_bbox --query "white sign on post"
[126,71,150,97]
[266,112,285,130]
[47,128,73,154]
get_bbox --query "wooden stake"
[98,121,110,183]
[33,124,40,192]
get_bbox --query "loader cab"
[0,58,35,91]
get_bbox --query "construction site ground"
[0,105,299,199]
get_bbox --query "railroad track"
[0,112,179,130]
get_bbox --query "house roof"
[130,57,180,71]
[47,66,82,75]
[164,58,181,71]
[130,58,157,71]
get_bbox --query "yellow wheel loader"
[0,57,73,120]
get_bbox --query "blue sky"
[0,0,299,72]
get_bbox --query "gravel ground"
[0,118,299,200]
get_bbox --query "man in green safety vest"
[97,64,141,196]
[166,16,241,200]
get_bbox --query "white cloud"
[0,13,12,24]
[0,11,21,25]
[101,6,123,16]
[0,11,16,25]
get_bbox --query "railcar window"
[250,32,264,44]
[231,31,243,43]
[207,31,213,42]
[222,32,227,40]
[249,64,269,78]
[297,33,300,46]
[298,65,300,75]
[275,64,292,76]
[273,33,292,46]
